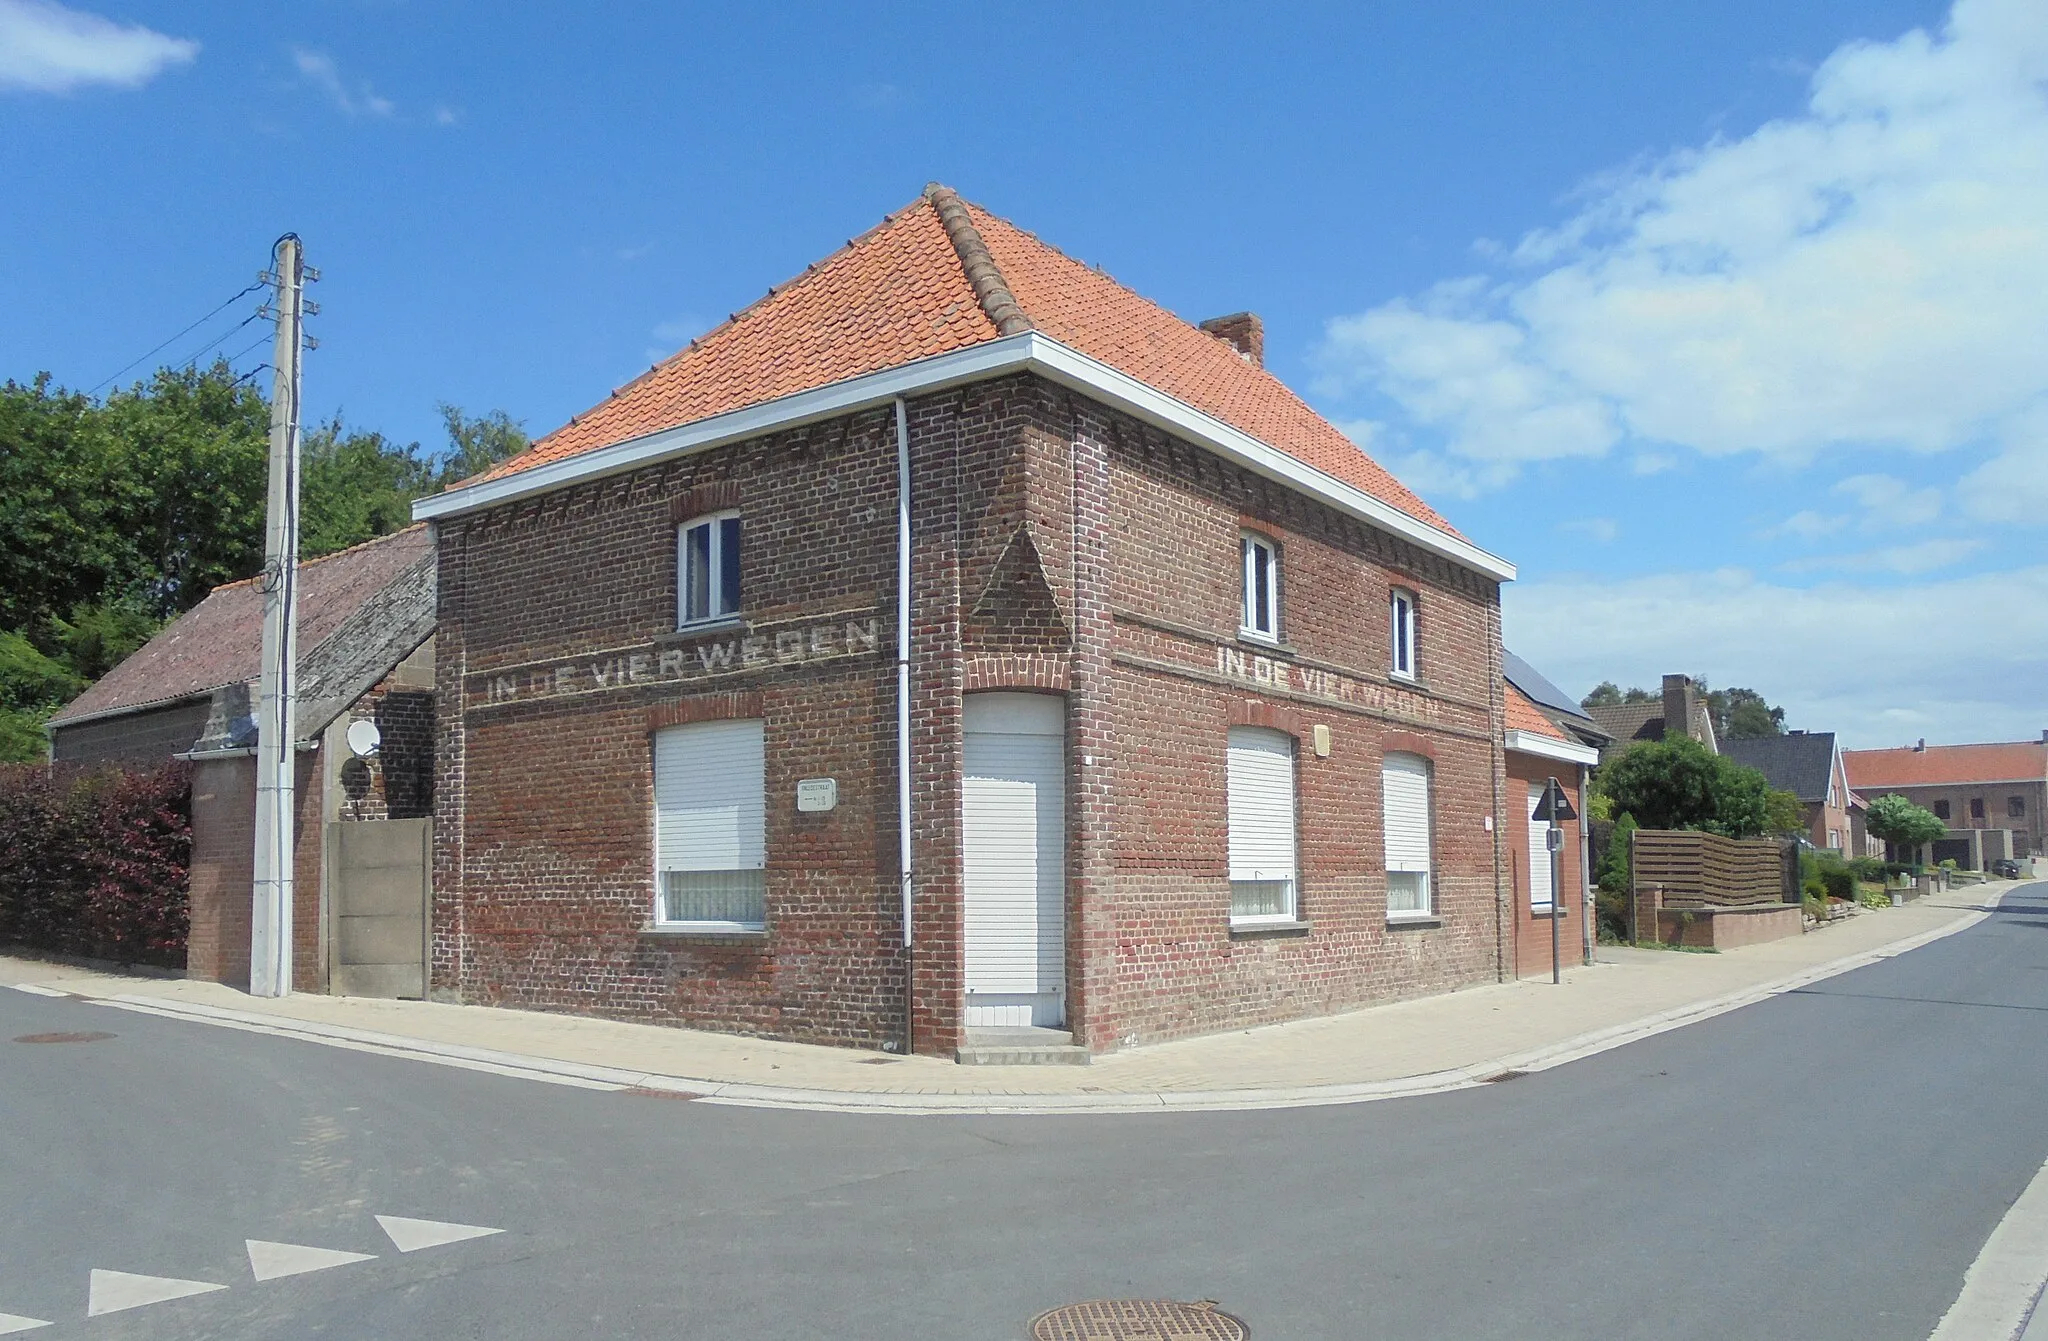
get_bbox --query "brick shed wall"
[186,748,324,990]
[431,371,1510,1053]
[1505,751,1585,980]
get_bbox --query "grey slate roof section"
[1721,732,1838,803]
[294,548,435,741]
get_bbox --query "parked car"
[1991,858,2021,879]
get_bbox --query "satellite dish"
[346,720,382,758]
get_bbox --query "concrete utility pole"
[251,235,309,998]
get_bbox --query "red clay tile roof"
[1844,742,2048,788]
[469,185,1456,536]
[49,526,433,725]
[1506,684,1569,741]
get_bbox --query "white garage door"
[963,692,1067,1028]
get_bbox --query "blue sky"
[3,0,2043,747]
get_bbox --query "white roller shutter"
[1528,782,1553,911]
[963,693,1066,1026]
[1382,754,1433,872]
[654,719,765,926]
[1227,728,1297,881]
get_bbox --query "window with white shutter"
[1528,782,1553,913]
[1227,726,1298,923]
[653,718,766,929]
[1383,752,1434,917]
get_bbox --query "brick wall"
[186,748,323,990]
[431,371,1510,1053]
[50,698,211,771]
[1863,782,2046,857]
[1506,752,1585,980]
[336,683,435,822]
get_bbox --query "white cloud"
[1832,473,1943,525]
[1559,517,1620,543]
[1767,509,1848,541]
[293,47,393,117]
[1507,564,2048,747]
[1958,398,2048,522]
[1781,537,1985,574]
[432,103,460,127]
[1319,0,2048,497]
[0,0,195,92]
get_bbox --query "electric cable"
[89,281,267,395]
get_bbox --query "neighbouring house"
[1584,673,1718,765]
[412,184,1520,1059]
[1503,678,1598,978]
[1721,730,1856,853]
[45,526,437,992]
[1504,650,1613,756]
[1845,734,2048,865]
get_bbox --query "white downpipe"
[893,397,914,1051]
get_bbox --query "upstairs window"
[1240,532,1281,642]
[679,511,742,626]
[1934,799,1951,820]
[1970,797,1986,820]
[2010,796,2026,818]
[654,719,766,930]
[1390,588,1418,680]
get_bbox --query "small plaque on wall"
[796,777,838,812]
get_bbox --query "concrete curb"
[29,889,2010,1118]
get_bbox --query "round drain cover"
[1030,1299,1249,1340]
[14,1031,115,1044]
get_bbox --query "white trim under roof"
[1506,730,1599,767]
[413,332,1516,582]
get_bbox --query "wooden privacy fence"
[1632,829,1795,907]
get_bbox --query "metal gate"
[328,818,430,999]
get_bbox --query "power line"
[172,309,266,371]
[88,280,266,395]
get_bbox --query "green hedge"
[0,762,190,968]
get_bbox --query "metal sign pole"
[1534,775,1576,987]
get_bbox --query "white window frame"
[1226,726,1300,926]
[1383,752,1435,920]
[1240,531,1281,644]
[652,718,766,932]
[1390,587,1419,681]
[678,509,742,628]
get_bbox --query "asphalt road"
[4,883,2045,1340]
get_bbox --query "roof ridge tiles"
[207,521,429,594]
[924,183,1032,336]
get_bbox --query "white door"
[962,692,1066,1028]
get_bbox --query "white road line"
[375,1215,503,1253]
[85,1269,226,1317]
[245,1240,376,1282]
[0,1312,51,1334]
[8,985,66,997]
[1930,1154,2048,1341]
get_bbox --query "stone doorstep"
[955,1026,1092,1067]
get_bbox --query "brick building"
[1845,735,2048,864]
[46,527,437,991]
[414,185,1518,1057]
[1722,731,1857,852]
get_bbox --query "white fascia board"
[1507,729,1600,766]
[412,332,1516,582]
[1507,730,1600,767]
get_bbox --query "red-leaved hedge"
[0,762,191,968]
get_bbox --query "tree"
[0,630,84,763]
[1762,787,1804,835]
[1582,681,1623,710]
[300,416,437,559]
[1707,686,1786,740]
[1598,736,1773,838]
[1598,812,1637,896]
[1864,794,1947,856]
[435,404,527,485]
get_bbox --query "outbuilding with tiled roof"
[413,185,1519,1059]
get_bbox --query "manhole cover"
[14,1031,115,1045]
[1029,1299,1248,1340]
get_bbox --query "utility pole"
[251,234,312,998]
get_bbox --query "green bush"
[1801,849,1856,901]
[1848,856,1887,883]
[1595,888,1630,944]
[1803,893,1826,920]
[1857,888,1891,910]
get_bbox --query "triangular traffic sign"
[374,1215,502,1253]
[86,1269,226,1317]
[0,1313,51,1335]
[246,1240,376,1282]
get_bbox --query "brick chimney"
[1200,312,1263,368]
[1662,674,1698,744]
[1914,738,1926,752]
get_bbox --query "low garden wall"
[0,762,191,969]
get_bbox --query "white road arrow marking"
[246,1240,376,1282]
[86,1269,226,1316]
[374,1215,503,1253]
[0,1313,51,1334]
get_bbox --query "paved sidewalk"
[2,882,2023,1115]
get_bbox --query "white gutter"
[893,397,915,1055]
[413,332,1516,583]
[1506,730,1599,767]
